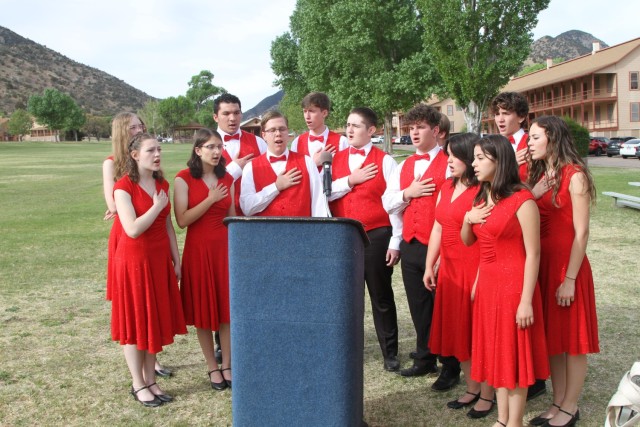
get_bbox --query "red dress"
[429,181,479,363]
[110,176,187,354]
[105,155,120,301]
[536,165,599,356]
[177,169,233,330]
[471,189,549,389]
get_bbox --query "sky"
[1,0,639,111]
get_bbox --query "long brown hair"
[111,112,146,180]
[125,133,164,183]
[527,116,596,206]
[187,129,226,179]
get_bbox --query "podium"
[224,217,369,427]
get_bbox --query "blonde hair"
[111,112,142,181]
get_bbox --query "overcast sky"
[1,0,638,110]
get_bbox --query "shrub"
[562,116,590,157]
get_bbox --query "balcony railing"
[529,88,617,110]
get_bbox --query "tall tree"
[138,100,162,135]
[82,115,111,141]
[186,70,226,113]
[27,88,82,142]
[64,103,86,141]
[417,0,550,134]
[157,96,195,138]
[7,108,33,141]
[271,0,442,153]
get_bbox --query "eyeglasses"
[201,144,222,150]
[264,127,289,134]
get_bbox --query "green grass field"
[0,141,638,426]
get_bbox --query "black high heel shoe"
[130,385,162,407]
[447,391,480,409]
[467,396,495,419]
[530,403,561,426]
[147,382,173,403]
[541,407,579,427]
[221,367,232,389]
[208,369,228,391]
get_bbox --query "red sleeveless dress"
[428,182,479,363]
[110,176,187,353]
[536,165,599,356]
[177,169,233,330]
[470,190,549,389]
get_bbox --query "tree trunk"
[383,112,393,154]
[463,100,483,135]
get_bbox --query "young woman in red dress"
[112,133,187,407]
[526,116,599,427]
[174,129,235,391]
[424,133,497,416]
[462,135,549,427]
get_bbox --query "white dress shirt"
[240,149,329,217]
[328,142,402,250]
[217,129,268,181]
[290,126,349,156]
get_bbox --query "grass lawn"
[0,141,638,426]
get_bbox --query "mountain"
[0,25,154,116]
[525,30,609,65]
[243,90,284,120]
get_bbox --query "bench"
[602,192,640,210]
[629,182,640,187]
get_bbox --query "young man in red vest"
[492,91,547,401]
[290,92,348,166]
[329,107,402,372]
[382,104,457,384]
[491,91,530,182]
[214,93,268,215]
[239,110,328,217]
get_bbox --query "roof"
[504,37,640,92]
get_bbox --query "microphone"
[319,151,333,197]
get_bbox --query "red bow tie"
[269,155,287,163]
[508,135,516,144]
[349,147,366,156]
[309,135,324,142]
[224,133,240,142]
[414,153,431,161]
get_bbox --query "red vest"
[222,131,263,216]
[515,132,529,182]
[252,152,311,217]
[295,131,342,156]
[400,151,448,244]
[330,147,390,232]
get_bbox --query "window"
[447,105,454,116]
[631,72,639,90]
[631,103,640,122]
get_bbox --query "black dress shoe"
[147,382,173,403]
[541,407,579,427]
[466,396,495,419]
[155,368,173,378]
[221,367,232,389]
[130,385,163,407]
[529,404,561,426]
[208,369,228,391]
[527,379,547,401]
[398,363,438,377]
[383,356,400,372]
[447,391,480,409]
[432,369,461,391]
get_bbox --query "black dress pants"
[364,227,398,359]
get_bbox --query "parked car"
[589,136,609,156]
[391,136,400,144]
[607,137,634,157]
[400,135,412,145]
[620,138,640,158]
[636,144,640,160]
[371,135,384,144]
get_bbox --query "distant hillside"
[243,90,284,120]
[0,26,154,116]
[525,30,608,66]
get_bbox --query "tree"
[64,103,86,141]
[186,70,226,113]
[7,109,33,141]
[27,88,83,142]
[82,115,111,141]
[157,96,195,138]
[138,100,162,135]
[271,0,443,153]
[562,116,590,157]
[417,0,550,134]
